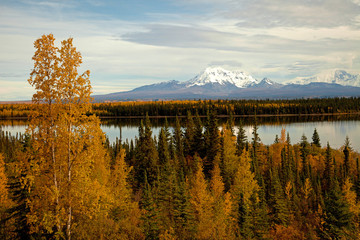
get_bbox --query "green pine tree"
[322,179,353,239]
[184,111,196,157]
[269,168,290,227]
[300,134,310,181]
[135,114,159,186]
[311,128,321,148]
[203,109,220,178]
[343,136,351,179]
[236,120,247,156]
[141,174,160,240]
[158,128,170,166]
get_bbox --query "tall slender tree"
[203,109,220,178]
[184,111,196,157]
[135,115,159,186]
[26,34,111,239]
[236,120,247,156]
[343,136,351,179]
[300,134,310,181]
[251,119,261,174]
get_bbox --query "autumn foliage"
[1,34,360,239]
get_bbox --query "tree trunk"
[66,109,72,240]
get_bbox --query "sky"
[1,0,360,100]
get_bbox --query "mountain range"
[94,67,360,101]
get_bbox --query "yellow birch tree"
[26,34,111,239]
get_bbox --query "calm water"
[1,116,360,151]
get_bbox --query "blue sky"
[1,0,360,100]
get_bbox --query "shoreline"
[1,112,360,120]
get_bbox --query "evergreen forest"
[1,34,360,239]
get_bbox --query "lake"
[1,115,360,151]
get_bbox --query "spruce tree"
[323,142,333,191]
[311,128,321,148]
[236,120,247,156]
[322,179,353,239]
[173,171,194,239]
[274,135,279,144]
[251,119,261,174]
[156,158,177,234]
[300,134,310,181]
[141,175,160,240]
[343,136,351,179]
[203,109,220,178]
[184,111,196,157]
[135,115,159,186]
[269,169,290,226]
[173,116,185,167]
[193,112,204,158]
[158,128,170,166]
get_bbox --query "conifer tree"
[188,157,215,239]
[110,148,143,239]
[236,120,247,156]
[232,150,259,205]
[322,179,353,239]
[141,175,160,240]
[163,117,172,144]
[342,178,359,216]
[193,112,204,157]
[251,119,261,174]
[158,128,170,166]
[311,128,321,148]
[274,135,279,144]
[343,136,351,179]
[173,171,194,239]
[203,109,220,178]
[210,163,235,239]
[300,134,310,181]
[173,116,185,168]
[184,111,196,157]
[222,125,239,191]
[230,149,261,237]
[269,168,291,227]
[156,156,178,235]
[135,115,159,186]
[323,142,333,191]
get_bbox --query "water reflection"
[1,115,360,151]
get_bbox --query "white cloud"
[0,0,360,100]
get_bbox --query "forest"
[1,34,360,239]
[2,98,360,120]
[1,108,360,239]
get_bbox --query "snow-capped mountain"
[185,67,259,88]
[93,67,360,101]
[287,70,360,87]
[252,78,282,88]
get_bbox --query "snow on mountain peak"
[286,69,360,87]
[185,67,259,88]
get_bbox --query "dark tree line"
[91,98,360,117]
[2,97,360,119]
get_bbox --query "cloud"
[1,0,360,100]
[0,80,33,100]
[122,24,246,50]
[208,60,242,68]
[179,0,360,28]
